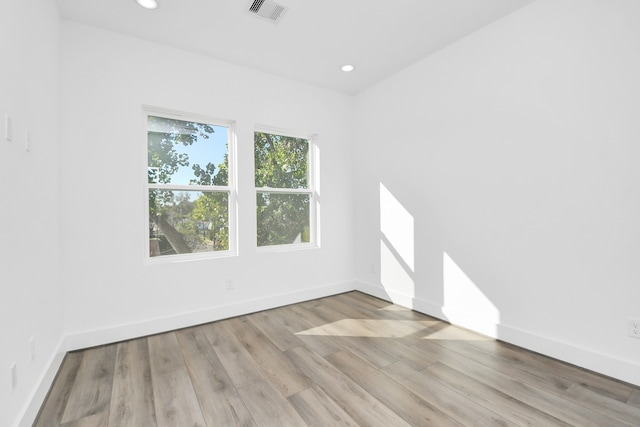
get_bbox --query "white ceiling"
[55,0,535,95]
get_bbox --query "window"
[254,130,317,248]
[145,108,235,259]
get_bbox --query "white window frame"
[254,126,319,252]
[143,106,237,263]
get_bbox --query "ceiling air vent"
[248,0,288,23]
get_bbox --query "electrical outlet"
[628,318,640,339]
[225,279,234,290]
[10,363,17,391]
[4,114,11,142]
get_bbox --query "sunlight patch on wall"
[381,239,415,297]
[442,251,500,337]
[380,183,414,271]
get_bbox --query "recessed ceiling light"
[341,64,355,72]
[136,0,158,10]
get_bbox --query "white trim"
[63,281,357,351]
[148,184,233,192]
[310,138,320,247]
[256,241,319,254]
[354,280,640,387]
[256,187,312,194]
[142,105,236,130]
[254,124,315,141]
[16,338,66,427]
[144,248,236,265]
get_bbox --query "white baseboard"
[355,281,640,387]
[17,339,66,427]
[63,280,357,351]
[496,324,640,387]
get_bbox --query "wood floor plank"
[336,291,391,310]
[147,332,206,427]
[629,390,640,408]
[326,350,463,426]
[413,339,628,427]
[288,385,360,427]
[61,345,117,424]
[303,295,437,366]
[304,303,399,368]
[313,296,433,349]
[382,361,513,426]
[503,344,636,403]
[107,338,156,427]
[428,335,573,396]
[226,316,311,397]
[330,292,427,324]
[564,383,640,426]
[60,412,108,427]
[456,336,635,403]
[330,335,397,368]
[367,336,436,370]
[419,320,636,405]
[288,346,412,427]
[176,326,256,427]
[418,323,638,416]
[248,308,305,351]
[334,292,429,322]
[236,380,307,427]
[275,304,344,357]
[342,291,428,317]
[426,361,571,426]
[202,320,265,389]
[35,352,83,427]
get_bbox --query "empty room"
[2,0,640,426]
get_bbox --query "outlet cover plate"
[4,114,11,142]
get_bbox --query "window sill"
[145,250,237,265]
[256,243,319,254]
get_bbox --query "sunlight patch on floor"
[419,324,494,341]
[296,318,435,338]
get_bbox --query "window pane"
[149,189,229,257]
[257,192,310,246]
[147,115,229,186]
[254,132,308,189]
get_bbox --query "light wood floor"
[35,291,640,426]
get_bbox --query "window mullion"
[256,187,312,194]
[148,183,232,193]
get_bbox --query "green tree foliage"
[193,192,229,251]
[147,116,229,256]
[147,121,313,256]
[254,132,310,246]
[147,117,216,185]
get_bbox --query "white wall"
[58,22,357,349]
[355,0,640,386]
[5,1,640,424]
[0,1,64,426]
